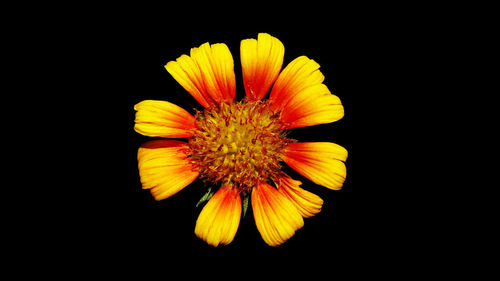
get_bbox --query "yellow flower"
[134,33,347,247]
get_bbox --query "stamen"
[187,100,295,190]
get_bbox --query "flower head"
[134,33,347,247]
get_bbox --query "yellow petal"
[277,176,323,218]
[281,142,348,190]
[137,140,199,200]
[268,56,343,128]
[251,183,304,246]
[280,84,344,129]
[241,33,284,101]
[134,100,196,138]
[165,42,236,108]
[194,186,242,247]
[165,55,211,108]
[269,56,323,110]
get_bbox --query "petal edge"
[281,142,348,190]
[269,56,344,128]
[137,140,199,200]
[134,100,197,138]
[251,183,304,246]
[277,176,323,218]
[165,42,236,108]
[241,33,284,101]
[195,187,242,247]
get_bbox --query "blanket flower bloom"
[134,33,347,247]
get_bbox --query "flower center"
[188,100,294,192]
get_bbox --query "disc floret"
[188,100,294,192]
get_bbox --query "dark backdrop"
[80,18,429,271]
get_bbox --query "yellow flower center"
[188,100,294,191]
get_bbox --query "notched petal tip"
[268,55,344,128]
[282,142,348,190]
[165,41,236,108]
[134,100,196,138]
[241,33,284,101]
[277,176,324,218]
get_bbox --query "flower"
[134,33,347,247]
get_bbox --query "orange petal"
[269,56,343,128]
[277,176,323,218]
[280,84,344,129]
[194,186,242,247]
[269,56,323,111]
[251,183,304,246]
[134,100,196,138]
[165,42,236,108]
[241,33,284,101]
[137,140,199,201]
[281,142,348,190]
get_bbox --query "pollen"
[188,100,295,192]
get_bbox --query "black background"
[71,12,439,272]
